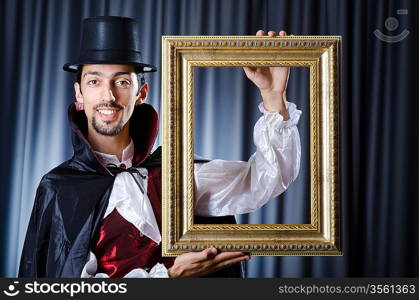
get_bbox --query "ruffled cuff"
[124,263,169,278]
[80,252,169,278]
[258,100,301,129]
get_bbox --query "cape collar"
[68,102,159,175]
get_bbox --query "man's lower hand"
[167,248,250,278]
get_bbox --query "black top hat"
[63,16,156,73]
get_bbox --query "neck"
[87,123,131,161]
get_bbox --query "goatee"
[92,116,124,136]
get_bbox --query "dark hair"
[75,66,146,87]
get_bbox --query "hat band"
[78,49,142,64]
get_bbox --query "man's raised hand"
[243,30,290,120]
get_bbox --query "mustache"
[93,102,123,110]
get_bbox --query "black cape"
[18,103,242,278]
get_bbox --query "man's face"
[74,64,148,136]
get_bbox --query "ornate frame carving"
[161,36,341,256]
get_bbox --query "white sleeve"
[194,101,302,216]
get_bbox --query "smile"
[97,109,120,121]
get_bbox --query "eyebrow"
[83,71,132,78]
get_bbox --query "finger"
[211,252,249,264]
[268,30,276,37]
[256,30,264,36]
[212,255,251,271]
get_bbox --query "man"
[19,16,301,278]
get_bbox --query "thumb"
[243,66,256,78]
[195,248,218,262]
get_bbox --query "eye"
[87,79,98,86]
[115,80,131,88]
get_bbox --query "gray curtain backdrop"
[1,0,418,277]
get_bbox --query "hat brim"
[63,61,157,73]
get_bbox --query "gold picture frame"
[161,35,342,256]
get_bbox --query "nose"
[101,88,116,102]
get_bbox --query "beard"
[91,102,125,136]
[91,115,124,136]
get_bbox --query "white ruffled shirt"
[81,101,302,278]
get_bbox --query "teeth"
[98,110,115,115]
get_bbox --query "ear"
[74,82,84,104]
[135,82,149,105]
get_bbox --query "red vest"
[92,166,175,277]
